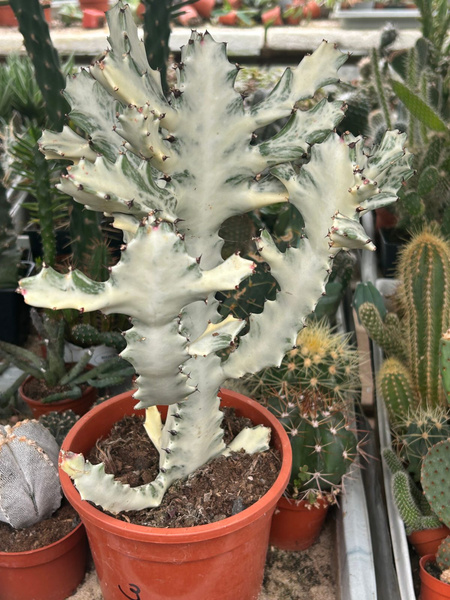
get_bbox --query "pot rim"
[419,553,450,589]
[60,388,292,543]
[19,368,95,408]
[0,521,84,562]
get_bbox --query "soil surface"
[0,500,80,553]
[88,409,281,528]
[22,374,90,401]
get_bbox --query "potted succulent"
[420,438,450,599]
[383,446,450,557]
[355,233,450,594]
[0,419,87,600]
[0,309,133,416]
[241,321,365,551]
[354,230,450,424]
[17,2,412,597]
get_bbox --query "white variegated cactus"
[19,1,413,514]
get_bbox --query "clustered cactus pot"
[17,1,413,597]
[0,420,87,600]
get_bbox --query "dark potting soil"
[0,500,80,553]
[22,376,89,401]
[425,558,444,580]
[88,408,281,528]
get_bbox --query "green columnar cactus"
[440,330,450,405]
[9,0,68,131]
[357,304,405,359]
[0,420,62,528]
[244,320,360,404]
[18,1,413,513]
[399,406,450,482]
[264,388,360,504]
[398,231,450,408]
[353,281,405,359]
[356,230,450,420]
[377,358,416,424]
[383,448,441,534]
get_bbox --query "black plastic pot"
[0,261,34,345]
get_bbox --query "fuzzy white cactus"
[19,1,413,513]
[0,420,61,528]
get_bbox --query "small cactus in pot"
[18,1,413,514]
[0,419,61,529]
[354,230,450,424]
[266,388,361,505]
[0,309,134,406]
[421,438,450,584]
[242,320,364,504]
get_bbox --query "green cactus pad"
[437,536,450,571]
[422,438,450,528]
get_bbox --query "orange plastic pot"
[0,523,88,600]
[79,0,109,12]
[82,8,106,28]
[420,554,450,600]
[19,371,97,418]
[409,526,450,558]
[261,5,283,25]
[60,388,292,600]
[269,495,330,550]
[192,0,215,18]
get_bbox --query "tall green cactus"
[398,230,450,408]
[18,1,413,514]
[356,230,450,420]
[9,0,68,131]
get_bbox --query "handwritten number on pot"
[118,583,141,599]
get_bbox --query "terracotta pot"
[82,8,106,28]
[218,10,238,25]
[283,0,304,25]
[19,369,97,418]
[0,523,87,600]
[177,4,201,26]
[409,526,450,558]
[78,0,109,12]
[261,5,283,25]
[0,5,51,26]
[59,388,292,600]
[420,554,450,600]
[192,0,215,18]
[269,495,330,550]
